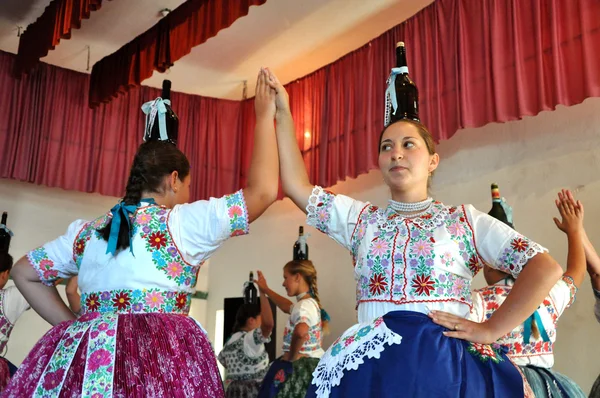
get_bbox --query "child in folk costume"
[263,68,563,397]
[469,189,586,397]
[218,280,274,397]
[4,69,279,398]
[256,262,329,398]
[0,252,30,392]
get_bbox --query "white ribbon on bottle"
[500,197,514,226]
[384,67,409,126]
[0,224,13,237]
[141,98,171,142]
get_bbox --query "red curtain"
[0,51,242,200]
[3,0,600,199]
[14,0,109,77]
[88,0,266,108]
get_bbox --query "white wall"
[2,97,600,392]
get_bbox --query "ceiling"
[0,0,433,100]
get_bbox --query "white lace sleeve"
[306,186,368,251]
[464,205,547,277]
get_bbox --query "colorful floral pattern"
[27,247,58,286]
[307,186,544,311]
[282,300,323,355]
[74,215,109,268]
[306,186,335,234]
[474,276,577,364]
[82,314,118,397]
[329,317,385,357]
[312,316,402,397]
[225,190,250,236]
[137,206,199,288]
[467,342,504,363]
[35,317,94,396]
[80,289,191,315]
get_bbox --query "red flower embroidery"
[175,293,188,309]
[514,342,522,353]
[86,293,100,311]
[511,238,529,252]
[486,302,499,311]
[468,256,480,274]
[148,232,167,249]
[368,274,388,296]
[74,239,86,255]
[274,369,286,383]
[112,292,130,310]
[411,275,435,296]
[422,214,433,220]
[42,368,65,391]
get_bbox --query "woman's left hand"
[429,310,497,344]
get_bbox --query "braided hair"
[98,141,190,252]
[284,259,330,333]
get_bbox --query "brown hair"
[98,141,190,251]
[284,260,330,333]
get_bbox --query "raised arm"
[256,270,293,314]
[258,278,275,338]
[265,69,313,212]
[553,189,586,287]
[243,69,280,223]
[12,256,76,326]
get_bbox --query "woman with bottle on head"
[4,69,279,397]
[0,252,30,392]
[256,262,329,398]
[262,67,563,397]
[218,277,274,398]
[469,189,586,397]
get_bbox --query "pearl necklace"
[388,197,433,214]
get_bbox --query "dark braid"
[0,252,13,273]
[99,141,190,252]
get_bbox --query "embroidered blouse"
[306,186,546,323]
[282,298,324,358]
[218,328,271,382]
[470,276,577,368]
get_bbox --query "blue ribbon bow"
[106,198,156,256]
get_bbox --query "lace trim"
[311,317,402,398]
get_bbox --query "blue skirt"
[307,311,526,398]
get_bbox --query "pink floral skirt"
[2,313,224,397]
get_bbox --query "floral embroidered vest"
[351,203,481,308]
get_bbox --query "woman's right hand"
[254,68,276,120]
[256,270,269,292]
[265,68,290,115]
